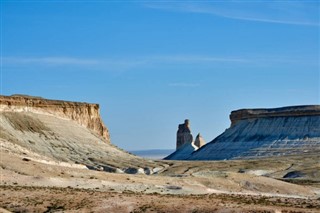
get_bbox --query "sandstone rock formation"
[166,105,320,160]
[230,105,320,126]
[0,94,164,174]
[164,120,205,160]
[0,95,110,143]
[194,133,205,148]
[176,119,193,149]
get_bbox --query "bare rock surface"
[167,105,320,160]
[167,120,206,160]
[0,95,110,142]
[0,95,164,173]
[194,133,206,148]
[230,105,320,126]
[176,119,193,149]
[0,111,162,173]
[1,96,320,212]
[164,141,199,160]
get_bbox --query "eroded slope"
[0,111,161,173]
[166,105,320,161]
[0,95,110,142]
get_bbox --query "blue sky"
[1,1,319,150]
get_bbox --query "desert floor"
[1,185,320,213]
[1,148,320,213]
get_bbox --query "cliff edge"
[0,94,164,173]
[0,95,110,143]
[230,105,320,126]
[166,105,320,160]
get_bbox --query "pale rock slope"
[0,95,110,142]
[164,141,199,160]
[0,95,162,174]
[165,120,205,160]
[166,105,320,160]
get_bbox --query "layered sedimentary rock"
[166,105,320,160]
[0,94,164,174]
[230,105,320,126]
[164,120,205,160]
[0,95,110,143]
[176,119,193,149]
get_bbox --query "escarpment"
[230,105,320,126]
[166,105,320,160]
[0,95,110,143]
[0,94,164,174]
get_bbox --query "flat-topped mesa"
[167,105,320,160]
[230,105,320,126]
[0,95,110,143]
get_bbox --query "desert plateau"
[1,2,319,212]
[0,95,319,213]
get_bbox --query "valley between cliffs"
[0,95,319,213]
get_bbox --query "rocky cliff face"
[0,95,165,174]
[176,119,193,149]
[164,120,205,160]
[166,105,320,160]
[0,95,110,143]
[230,105,320,126]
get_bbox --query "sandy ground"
[1,150,320,212]
[1,185,320,213]
[1,111,320,212]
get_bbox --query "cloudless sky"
[1,1,319,150]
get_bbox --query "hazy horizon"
[1,1,319,150]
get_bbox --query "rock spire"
[194,133,206,148]
[176,119,193,150]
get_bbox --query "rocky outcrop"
[0,95,166,174]
[194,133,205,148]
[230,105,320,126]
[164,120,205,160]
[176,119,193,149]
[166,105,320,160]
[0,95,110,143]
